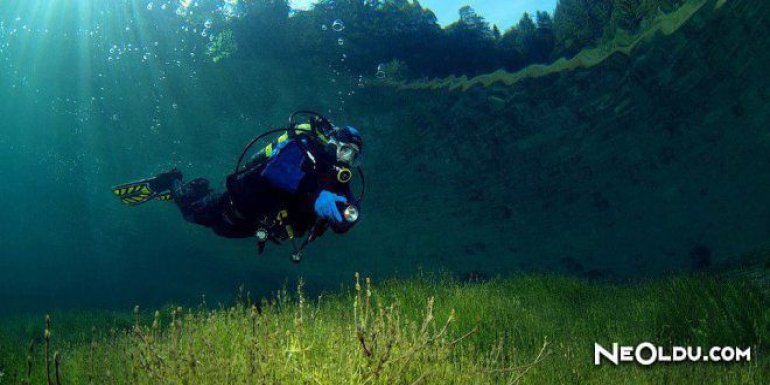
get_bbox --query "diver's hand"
[314,191,347,223]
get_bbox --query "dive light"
[342,205,359,223]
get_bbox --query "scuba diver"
[111,111,364,263]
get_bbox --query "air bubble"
[332,19,345,32]
[337,38,344,46]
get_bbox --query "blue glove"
[314,190,347,223]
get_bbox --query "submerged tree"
[609,0,687,33]
[458,5,493,36]
[234,0,292,57]
[553,0,613,57]
[497,11,555,71]
[442,6,499,75]
[224,0,688,79]
[280,0,443,75]
[498,27,525,72]
[533,11,556,63]
[492,24,501,40]
[611,0,646,31]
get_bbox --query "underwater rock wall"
[348,0,770,279]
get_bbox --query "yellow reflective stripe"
[114,183,151,196]
[275,125,328,153]
[295,124,329,142]
[259,125,330,159]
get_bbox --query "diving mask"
[330,139,360,165]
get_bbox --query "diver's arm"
[330,186,358,233]
[310,184,358,234]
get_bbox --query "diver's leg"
[159,172,250,238]
[169,177,225,227]
[149,168,183,192]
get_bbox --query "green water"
[0,0,333,313]
[0,0,769,319]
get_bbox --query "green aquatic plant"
[4,275,549,385]
[207,29,238,63]
[1,272,767,384]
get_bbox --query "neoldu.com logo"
[594,343,751,365]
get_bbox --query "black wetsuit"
[169,135,357,241]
